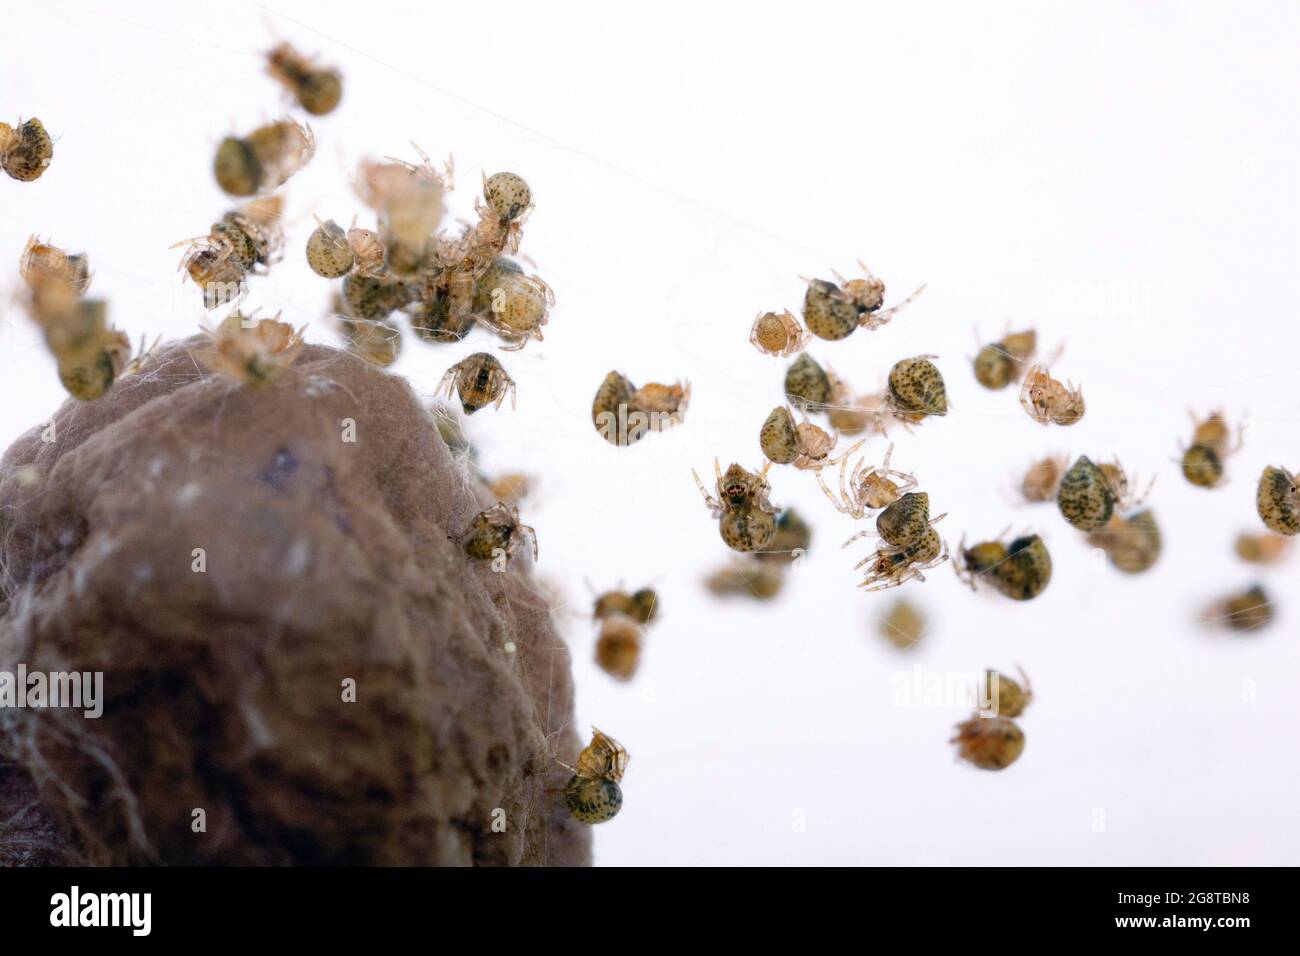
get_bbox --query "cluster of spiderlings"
[752,313,951,593]
[591,586,660,681]
[179,197,285,310]
[1,118,53,181]
[952,668,1033,770]
[703,507,812,602]
[783,352,946,440]
[307,157,554,362]
[591,371,690,446]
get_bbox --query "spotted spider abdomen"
[2,118,54,182]
[564,775,623,824]
[784,353,833,411]
[1181,444,1223,488]
[802,279,858,341]
[974,344,1015,390]
[888,356,948,416]
[1057,455,1115,531]
[875,491,931,548]
[484,172,532,222]
[991,534,1052,600]
[306,219,354,278]
[720,510,776,553]
[1256,466,1299,535]
[759,406,801,465]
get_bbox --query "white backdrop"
[2,0,1298,865]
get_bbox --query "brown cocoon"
[0,338,590,865]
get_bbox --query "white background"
[2,1,1298,865]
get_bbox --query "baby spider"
[951,716,1025,770]
[704,558,786,600]
[784,353,839,412]
[855,490,946,550]
[1087,510,1162,575]
[1019,365,1085,426]
[558,727,628,824]
[355,146,450,269]
[801,262,925,341]
[456,501,537,564]
[827,389,897,439]
[479,171,533,252]
[887,355,948,420]
[976,666,1033,718]
[879,598,927,650]
[592,371,690,445]
[0,118,53,181]
[1018,453,1070,503]
[1202,584,1273,633]
[754,506,813,565]
[817,440,917,520]
[214,118,314,197]
[1179,410,1243,489]
[1056,455,1152,532]
[750,309,810,358]
[594,613,645,682]
[307,217,387,279]
[486,472,532,507]
[973,327,1038,391]
[18,239,105,366]
[266,42,343,115]
[200,312,305,389]
[852,528,948,591]
[1256,465,1299,535]
[591,585,659,625]
[833,261,926,328]
[953,532,1052,600]
[20,237,91,295]
[438,352,516,414]
[473,270,553,350]
[178,196,285,310]
[758,405,843,470]
[334,313,402,368]
[1234,531,1292,565]
[692,459,779,553]
[56,326,136,402]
